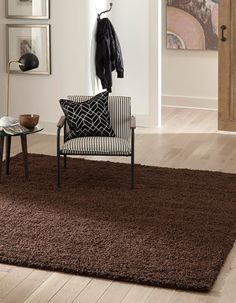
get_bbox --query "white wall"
[110,0,149,115]
[162,3,218,110]
[0,0,218,133]
[0,0,160,131]
[0,0,106,133]
[111,0,160,126]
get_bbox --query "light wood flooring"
[1,107,236,303]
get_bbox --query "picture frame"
[7,24,51,75]
[6,0,50,19]
[166,0,219,50]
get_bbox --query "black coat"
[95,18,124,92]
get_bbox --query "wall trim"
[162,95,218,110]
[40,115,155,135]
[136,114,156,127]
[40,95,218,135]
[40,121,57,135]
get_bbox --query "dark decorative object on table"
[19,114,40,129]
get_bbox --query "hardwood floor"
[1,107,236,303]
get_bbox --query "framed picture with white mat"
[6,0,50,19]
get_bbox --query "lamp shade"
[18,53,39,72]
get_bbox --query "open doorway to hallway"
[162,0,218,132]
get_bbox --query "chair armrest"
[130,116,136,129]
[57,116,66,128]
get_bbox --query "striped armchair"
[57,95,136,189]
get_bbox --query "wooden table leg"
[5,136,11,175]
[20,134,29,180]
[0,137,5,183]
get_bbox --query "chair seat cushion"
[61,137,131,156]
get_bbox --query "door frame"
[137,0,162,128]
[218,0,236,131]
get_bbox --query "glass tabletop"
[0,124,44,137]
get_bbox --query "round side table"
[0,125,44,183]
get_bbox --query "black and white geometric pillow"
[59,91,115,141]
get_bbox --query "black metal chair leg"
[57,153,61,188]
[63,122,67,170]
[20,134,29,181]
[131,153,135,190]
[5,136,11,175]
[131,128,135,189]
[57,127,61,188]
[0,137,5,183]
[64,155,67,169]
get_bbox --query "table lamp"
[0,53,39,127]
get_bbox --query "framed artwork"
[6,0,50,19]
[166,0,219,50]
[7,24,51,75]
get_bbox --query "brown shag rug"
[0,154,236,291]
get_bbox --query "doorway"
[162,1,219,131]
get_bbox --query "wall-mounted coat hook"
[98,3,113,20]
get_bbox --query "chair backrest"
[67,95,131,140]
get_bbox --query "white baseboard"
[162,95,218,110]
[40,115,157,135]
[40,121,57,135]
[40,96,216,135]
[136,115,158,128]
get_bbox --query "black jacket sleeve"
[109,22,124,78]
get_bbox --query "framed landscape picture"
[166,0,219,50]
[6,0,50,19]
[7,24,51,74]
